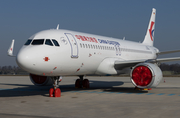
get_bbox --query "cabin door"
[65,33,79,58]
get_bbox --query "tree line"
[0,66,28,75]
[0,63,180,75]
[160,63,180,74]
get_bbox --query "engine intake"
[30,74,53,86]
[130,63,163,88]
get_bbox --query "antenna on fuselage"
[123,37,125,40]
[56,24,59,30]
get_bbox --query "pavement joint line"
[167,94,176,96]
[78,91,87,93]
[61,90,69,92]
[70,91,79,93]
[146,93,155,95]
[104,92,113,94]
[136,93,145,95]
[157,93,165,95]
[97,92,105,94]
[88,91,98,93]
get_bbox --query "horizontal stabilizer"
[156,57,180,63]
[157,49,180,55]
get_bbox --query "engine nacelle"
[130,63,163,88]
[30,74,53,86]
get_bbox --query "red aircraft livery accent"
[75,35,98,43]
[149,21,155,41]
[44,57,50,61]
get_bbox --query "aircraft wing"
[114,57,180,70]
[114,59,147,70]
[157,49,180,55]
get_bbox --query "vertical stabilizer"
[142,8,156,46]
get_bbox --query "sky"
[0,0,180,66]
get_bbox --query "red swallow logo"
[149,21,155,41]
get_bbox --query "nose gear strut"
[49,76,62,97]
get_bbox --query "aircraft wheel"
[49,88,54,97]
[75,79,81,88]
[54,88,61,97]
[83,79,89,89]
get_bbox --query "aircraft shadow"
[0,80,148,97]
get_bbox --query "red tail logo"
[149,21,155,41]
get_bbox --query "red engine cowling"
[29,74,53,86]
[130,63,163,88]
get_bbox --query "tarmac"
[0,76,180,118]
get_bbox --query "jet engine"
[130,63,163,89]
[30,74,53,86]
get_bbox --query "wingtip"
[152,8,156,12]
[56,24,59,30]
[7,39,15,57]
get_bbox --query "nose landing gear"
[49,76,62,97]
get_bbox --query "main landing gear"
[75,75,90,89]
[49,76,62,97]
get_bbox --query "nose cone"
[16,47,36,72]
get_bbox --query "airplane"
[8,8,180,97]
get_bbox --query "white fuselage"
[16,29,158,76]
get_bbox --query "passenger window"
[32,39,44,45]
[52,39,60,46]
[24,39,32,45]
[45,39,53,46]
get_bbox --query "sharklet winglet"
[56,24,59,30]
[8,39,16,57]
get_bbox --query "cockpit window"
[45,39,53,46]
[52,39,60,46]
[24,39,32,45]
[31,39,44,45]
